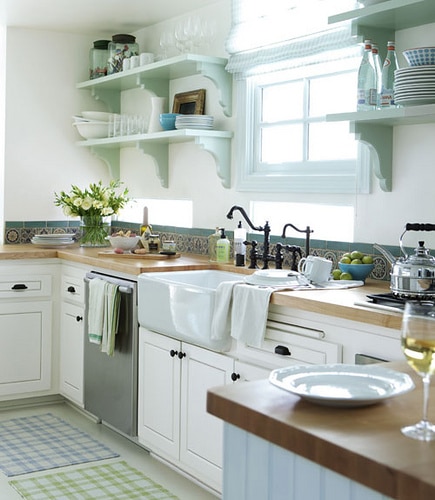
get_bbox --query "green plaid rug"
[10,460,179,499]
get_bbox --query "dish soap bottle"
[234,221,247,267]
[216,228,231,264]
[208,227,221,262]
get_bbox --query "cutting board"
[98,251,181,259]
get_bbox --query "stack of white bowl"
[72,111,112,139]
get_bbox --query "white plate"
[31,240,76,248]
[33,234,74,239]
[269,364,415,407]
[245,269,302,287]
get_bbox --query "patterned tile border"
[4,220,396,281]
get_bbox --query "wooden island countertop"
[207,361,435,500]
[0,244,401,330]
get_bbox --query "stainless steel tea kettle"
[374,223,435,299]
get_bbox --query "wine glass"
[401,300,435,441]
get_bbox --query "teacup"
[298,255,332,283]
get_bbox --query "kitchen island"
[207,361,435,500]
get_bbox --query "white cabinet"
[138,327,234,493]
[59,265,86,406]
[0,267,55,398]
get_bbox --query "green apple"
[350,250,364,261]
[340,272,353,280]
[332,269,342,280]
[351,258,362,265]
[362,255,373,264]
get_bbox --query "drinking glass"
[401,300,435,441]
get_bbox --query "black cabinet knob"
[170,349,178,358]
[76,316,83,322]
[67,286,76,293]
[178,351,186,359]
[231,372,240,381]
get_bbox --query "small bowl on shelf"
[106,235,141,251]
[81,111,113,122]
[73,121,109,139]
[159,113,180,131]
[403,47,435,66]
[338,263,374,282]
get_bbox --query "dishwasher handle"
[84,274,134,295]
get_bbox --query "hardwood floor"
[0,401,218,499]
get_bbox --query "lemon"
[362,255,373,264]
[351,258,362,265]
[350,250,364,260]
[340,256,351,264]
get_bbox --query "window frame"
[235,61,370,194]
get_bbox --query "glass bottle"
[234,221,247,266]
[108,34,139,75]
[379,41,399,108]
[371,43,383,107]
[89,40,110,80]
[357,40,376,111]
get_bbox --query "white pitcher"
[147,96,166,133]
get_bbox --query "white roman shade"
[225,0,361,78]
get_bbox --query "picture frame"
[172,89,206,115]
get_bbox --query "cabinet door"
[180,343,234,491]
[138,328,181,460]
[0,301,52,396]
[60,302,84,405]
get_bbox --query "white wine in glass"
[401,300,435,441]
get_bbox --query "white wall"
[3,1,435,248]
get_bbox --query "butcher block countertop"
[207,361,435,500]
[0,244,401,329]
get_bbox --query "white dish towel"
[211,282,274,348]
[88,278,107,345]
[230,284,274,347]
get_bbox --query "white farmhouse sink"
[137,270,244,351]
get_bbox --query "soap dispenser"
[234,221,246,266]
[216,228,231,264]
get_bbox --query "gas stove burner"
[366,293,434,310]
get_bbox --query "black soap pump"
[234,221,246,266]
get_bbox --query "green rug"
[10,460,179,499]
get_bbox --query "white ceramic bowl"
[81,111,113,122]
[403,47,435,66]
[107,235,140,250]
[73,121,109,139]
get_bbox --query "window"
[226,0,367,193]
[119,199,193,227]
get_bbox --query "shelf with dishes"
[76,53,232,117]
[327,0,435,192]
[76,129,233,188]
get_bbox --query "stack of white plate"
[31,234,76,248]
[394,66,435,106]
[175,115,214,130]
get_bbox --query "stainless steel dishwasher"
[84,271,138,438]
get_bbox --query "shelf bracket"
[89,146,120,180]
[90,88,121,113]
[351,122,392,192]
[136,78,169,100]
[195,136,231,188]
[136,142,169,188]
[196,61,232,117]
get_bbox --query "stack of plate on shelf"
[395,66,435,106]
[175,114,214,130]
[31,233,76,248]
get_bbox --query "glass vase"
[79,216,110,247]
